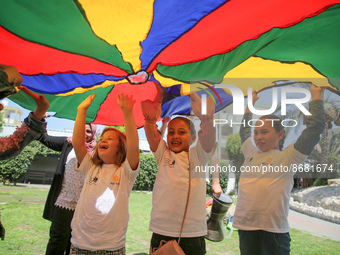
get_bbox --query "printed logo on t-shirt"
[110,175,120,185]
[265,157,272,163]
[164,158,175,168]
[88,176,98,185]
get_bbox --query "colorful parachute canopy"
[0,0,339,127]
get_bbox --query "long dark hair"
[260,114,285,150]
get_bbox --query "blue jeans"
[151,233,206,255]
[238,230,291,255]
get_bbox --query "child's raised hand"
[191,92,215,120]
[78,94,96,111]
[246,90,259,113]
[310,84,322,100]
[140,83,164,123]
[141,99,161,122]
[19,86,50,112]
[162,116,171,126]
[18,86,50,120]
[154,82,166,103]
[159,116,171,135]
[252,90,260,104]
[117,94,136,112]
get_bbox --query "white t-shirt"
[149,139,214,237]
[71,153,139,251]
[233,138,307,233]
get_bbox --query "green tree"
[0,146,35,185]
[31,140,60,156]
[133,153,158,191]
[0,140,59,185]
[225,133,244,193]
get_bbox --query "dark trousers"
[238,230,291,255]
[46,205,74,255]
[150,232,206,255]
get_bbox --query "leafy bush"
[0,140,59,185]
[0,146,35,184]
[313,178,328,186]
[133,153,158,191]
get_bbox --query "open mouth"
[99,144,108,149]
[171,141,181,146]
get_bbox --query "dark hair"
[92,127,127,166]
[260,114,285,150]
[169,117,196,136]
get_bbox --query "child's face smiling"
[254,119,284,152]
[167,119,195,153]
[98,130,119,164]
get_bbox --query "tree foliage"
[133,153,158,191]
[225,134,244,170]
[0,146,35,184]
[225,133,244,192]
[0,140,60,185]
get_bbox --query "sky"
[2,98,74,130]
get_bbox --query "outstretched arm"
[117,94,139,170]
[191,92,216,153]
[73,94,95,165]
[294,84,325,155]
[240,90,259,144]
[0,87,49,159]
[141,83,164,152]
[210,148,223,197]
[19,86,49,121]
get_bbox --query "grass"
[0,184,339,254]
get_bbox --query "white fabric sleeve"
[153,139,167,165]
[122,159,140,182]
[78,153,93,176]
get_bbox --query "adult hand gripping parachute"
[0,0,339,127]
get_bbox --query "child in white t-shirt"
[233,84,325,255]
[70,94,140,254]
[142,87,219,255]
